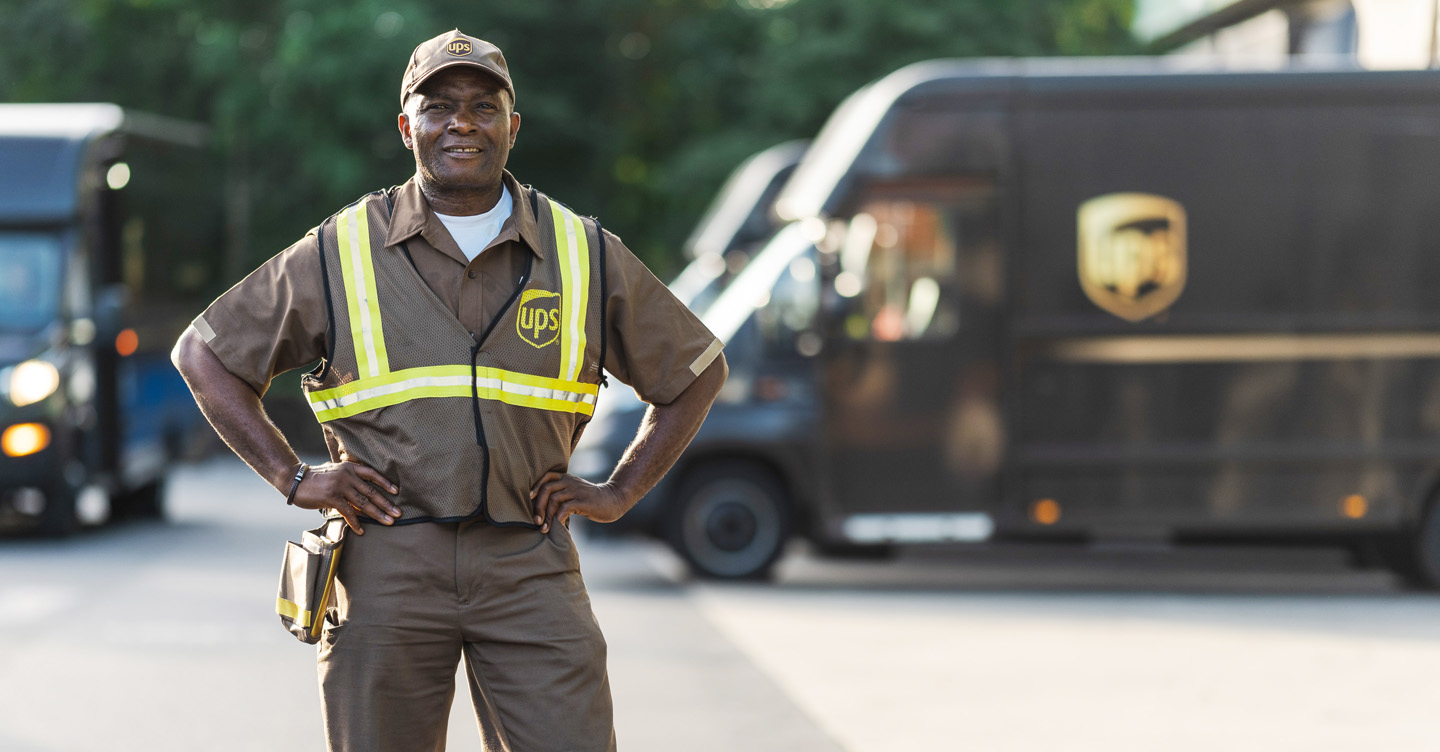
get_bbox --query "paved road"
[1,457,1438,751]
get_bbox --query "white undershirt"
[434,184,513,262]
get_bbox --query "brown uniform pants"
[317,518,616,752]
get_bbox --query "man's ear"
[508,111,521,149]
[397,112,414,150]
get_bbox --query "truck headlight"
[7,360,60,407]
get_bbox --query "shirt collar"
[384,170,544,258]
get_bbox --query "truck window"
[109,137,227,358]
[119,137,225,309]
[838,200,961,342]
[756,248,821,357]
[0,232,62,332]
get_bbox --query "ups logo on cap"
[1077,193,1187,322]
[446,39,473,56]
[517,289,561,348]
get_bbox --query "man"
[172,29,726,752]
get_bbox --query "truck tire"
[665,461,791,580]
[1372,496,1440,589]
[35,481,80,537]
[115,479,165,520]
[1395,500,1440,589]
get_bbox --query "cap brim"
[404,60,514,103]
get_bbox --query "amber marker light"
[1342,494,1369,519]
[2,423,51,458]
[1031,498,1062,525]
[115,328,139,357]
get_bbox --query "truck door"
[819,178,1005,534]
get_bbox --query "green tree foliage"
[0,0,1135,276]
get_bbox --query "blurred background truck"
[0,104,219,535]
[573,139,808,445]
[578,57,1440,586]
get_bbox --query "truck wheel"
[116,480,166,520]
[1399,500,1440,589]
[1375,496,1440,589]
[666,461,791,580]
[35,481,80,537]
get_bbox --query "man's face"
[399,67,520,195]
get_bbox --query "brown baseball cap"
[400,30,514,108]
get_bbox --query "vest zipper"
[470,259,534,447]
[470,258,535,527]
[470,334,484,448]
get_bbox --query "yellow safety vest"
[301,187,607,526]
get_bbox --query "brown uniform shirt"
[194,171,722,407]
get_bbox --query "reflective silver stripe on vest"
[475,375,597,405]
[308,373,472,414]
[308,370,598,420]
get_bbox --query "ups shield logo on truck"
[517,289,561,348]
[1077,193,1187,322]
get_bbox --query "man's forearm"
[171,328,301,493]
[606,354,728,508]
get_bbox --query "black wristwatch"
[285,463,310,506]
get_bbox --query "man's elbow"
[171,327,214,385]
[171,330,189,374]
[171,327,197,377]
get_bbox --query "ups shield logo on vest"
[446,40,473,56]
[1077,193,1187,322]
[517,289,561,348]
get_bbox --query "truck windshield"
[668,253,729,313]
[701,222,816,345]
[0,232,63,332]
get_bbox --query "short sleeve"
[601,230,723,405]
[191,231,329,396]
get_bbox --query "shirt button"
[467,270,477,279]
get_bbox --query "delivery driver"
[172,29,726,752]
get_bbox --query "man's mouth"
[443,146,482,154]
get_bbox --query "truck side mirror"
[94,284,126,341]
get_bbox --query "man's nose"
[447,112,480,133]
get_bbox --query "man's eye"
[427,103,448,111]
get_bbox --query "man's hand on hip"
[291,460,402,534]
[530,472,628,534]
[171,328,401,535]
[529,354,729,536]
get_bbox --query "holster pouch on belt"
[275,514,347,644]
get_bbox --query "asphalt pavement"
[1,457,1438,751]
